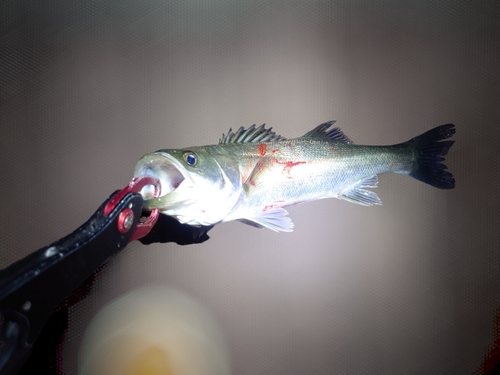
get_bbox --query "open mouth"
[133,153,193,208]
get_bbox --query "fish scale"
[234,143,390,208]
[134,122,455,232]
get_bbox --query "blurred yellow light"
[127,346,172,375]
[78,285,230,375]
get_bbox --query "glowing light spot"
[128,346,172,375]
[78,286,230,375]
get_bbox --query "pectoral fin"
[238,208,294,232]
[339,175,382,206]
[243,157,272,193]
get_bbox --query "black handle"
[0,191,143,374]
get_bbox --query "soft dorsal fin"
[219,124,286,144]
[301,121,353,144]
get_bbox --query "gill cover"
[134,148,242,226]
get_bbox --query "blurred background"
[1,0,499,374]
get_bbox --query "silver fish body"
[134,122,455,231]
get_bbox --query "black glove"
[138,212,214,245]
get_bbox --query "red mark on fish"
[249,176,257,187]
[263,200,285,211]
[258,143,267,156]
[275,160,306,177]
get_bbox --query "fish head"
[133,147,242,226]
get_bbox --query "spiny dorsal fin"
[301,121,353,144]
[219,124,286,144]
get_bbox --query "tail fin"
[408,124,456,189]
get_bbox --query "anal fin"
[339,175,382,206]
[238,208,294,232]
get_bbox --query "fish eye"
[183,151,198,166]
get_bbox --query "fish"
[133,122,455,232]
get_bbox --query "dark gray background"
[1,1,499,374]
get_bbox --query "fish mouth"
[133,152,194,210]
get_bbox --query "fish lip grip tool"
[104,176,162,242]
[0,175,161,374]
